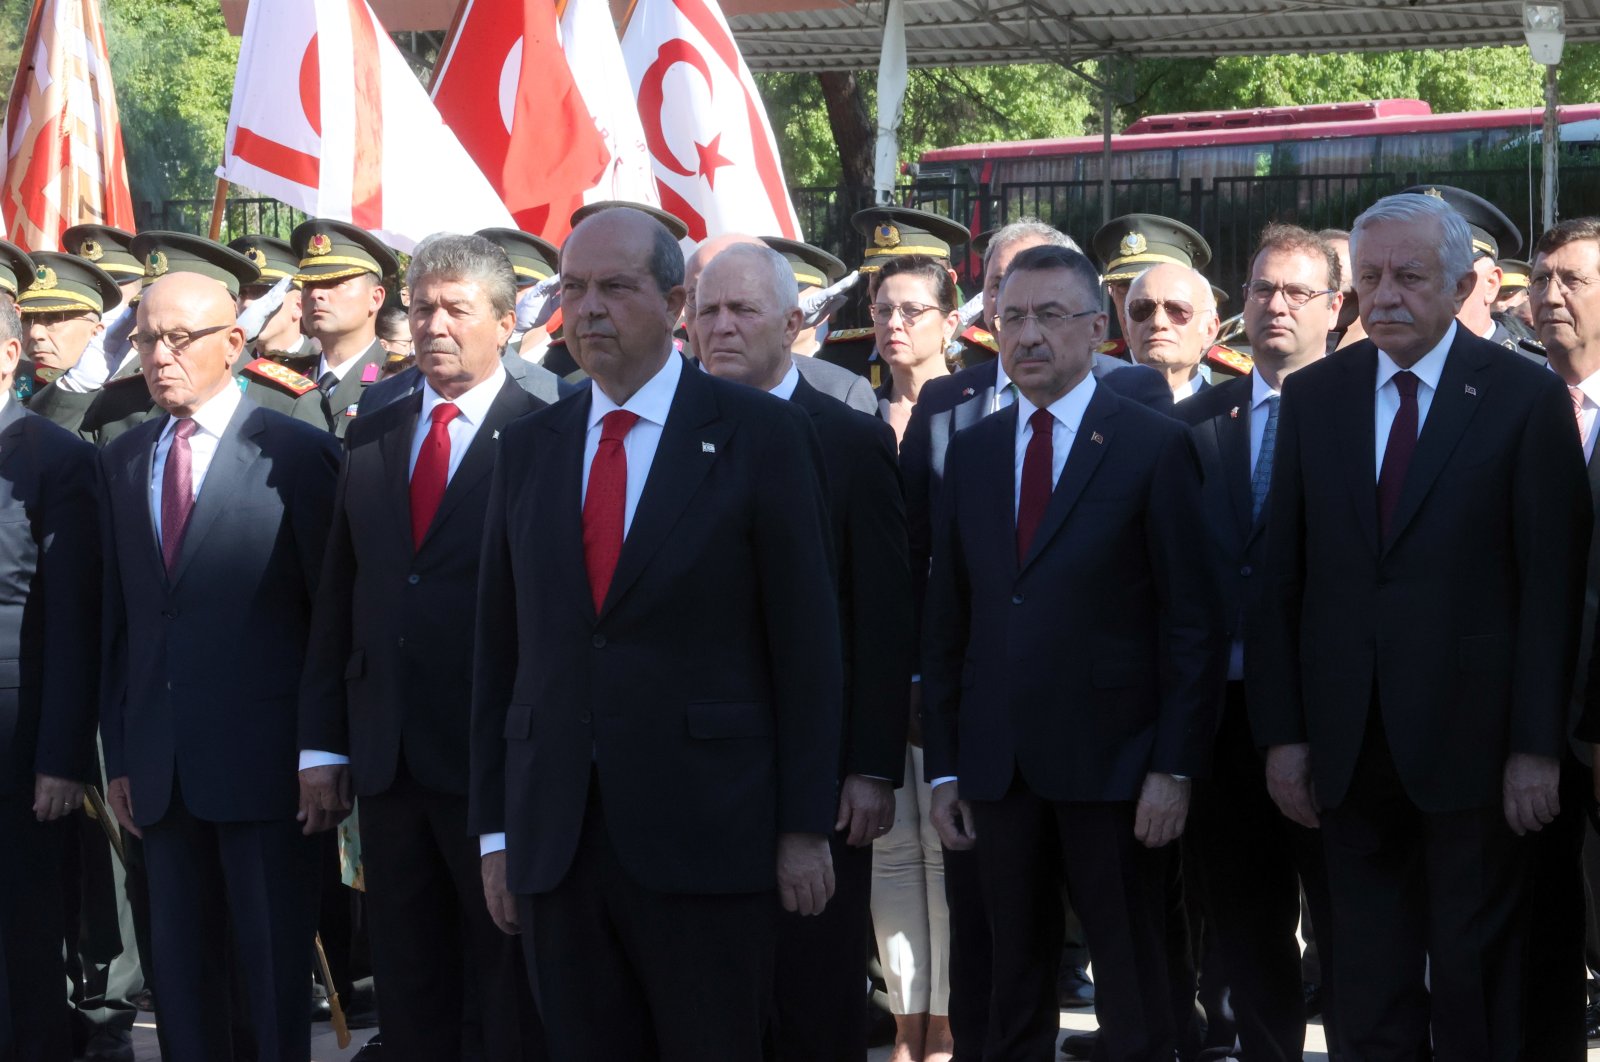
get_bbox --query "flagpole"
[208,177,229,241]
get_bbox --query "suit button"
[580,711,592,724]
[396,637,405,648]
[592,634,607,649]
[1011,593,1024,605]
[1240,565,1252,577]
[407,574,420,585]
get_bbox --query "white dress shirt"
[300,369,513,774]
[149,383,243,543]
[1374,321,1455,480]
[316,351,364,383]
[481,350,685,855]
[768,360,800,401]
[1555,362,1600,464]
[992,359,1017,414]
[1170,370,1206,403]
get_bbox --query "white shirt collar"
[589,349,682,430]
[1376,321,1456,394]
[768,359,801,401]
[994,356,1012,397]
[317,348,364,382]
[1015,370,1097,435]
[1171,370,1205,402]
[1251,368,1278,410]
[162,380,242,441]
[419,367,507,427]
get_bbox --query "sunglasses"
[1126,298,1196,326]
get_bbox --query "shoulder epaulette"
[1517,337,1547,358]
[360,362,381,384]
[826,327,874,342]
[1096,338,1128,358]
[243,357,317,396]
[1205,344,1254,377]
[961,325,997,354]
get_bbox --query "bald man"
[1127,263,1221,401]
[99,273,340,1062]
[685,233,876,414]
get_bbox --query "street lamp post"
[1524,1,1566,234]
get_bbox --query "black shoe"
[1057,966,1095,1009]
[1303,981,1324,1018]
[1586,1001,1600,1042]
[83,1029,134,1062]
[351,1034,383,1061]
[1060,1030,1097,1059]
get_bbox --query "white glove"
[513,276,561,340]
[800,271,862,329]
[237,276,293,345]
[57,302,136,393]
[947,292,985,359]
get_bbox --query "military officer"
[61,225,145,308]
[229,234,318,373]
[0,241,33,311]
[16,253,121,402]
[1398,184,1534,357]
[819,205,969,389]
[476,227,558,359]
[291,218,398,438]
[1091,213,1212,363]
[28,227,144,413]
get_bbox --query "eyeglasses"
[995,307,1098,331]
[128,324,233,355]
[1126,298,1200,325]
[868,301,940,325]
[1243,283,1336,308]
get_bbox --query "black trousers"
[518,782,776,1062]
[360,766,545,1062]
[1320,714,1529,1062]
[0,798,70,1062]
[1520,750,1593,1062]
[1188,682,1338,1061]
[943,843,988,1062]
[141,784,320,1062]
[970,784,1174,1062]
[768,828,872,1062]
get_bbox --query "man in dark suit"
[1250,192,1592,1061]
[922,242,1222,1061]
[1526,216,1600,1059]
[356,338,573,413]
[469,208,843,1061]
[1174,223,1343,1061]
[897,220,1171,1062]
[100,272,339,1062]
[297,233,546,1062]
[0,294,101,1062]
[692,242,914,1059]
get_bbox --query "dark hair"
[376,302,409,340]
[1535,217,1600,258]
[875,254,958,313]
[1251,223,1341,291]
[999,244,1100,307]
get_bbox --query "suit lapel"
[379,392,423,548]
[1216,381,1254,542]
[545,390,594,619]
[0,403,31,491]
[327,342,382,420]
[171,400,260,588]
[1383,332,1488,551]
[601,366,729,617]
[1020,384,1117,574]
[420,380,530,549]
[1338,345,1382,557]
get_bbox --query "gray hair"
[697,243,798,313]
[1128,263,1217,314]
[984,218,1080,274]
[407,232,518,317]
[1350,193,1475,291]
[0,296,17,345]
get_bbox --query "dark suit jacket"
[299,376,547,797]
[1175,375,1263,651]
[357,350,575,415]
[0,401,100,796]
[901,354,1173,639]
[789,376,911,782]
[1249,332,1592,813]
[469,357,843,895]
[921,383,1223,803]
[99,399,340,826]
[794,356,877,416]
[1574,447,1600,748]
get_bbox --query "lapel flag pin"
[1229,406,1240,419]
[492,430,500,440]
[1464,384,1477,396]
[1090,431,1104,445]
[701,442,716,454]
[962,387,975,397]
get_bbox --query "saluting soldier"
[0,241,33,315]
[26,227,144,423]
[16,253,122,417]
[291,219,398,438]
[229,234,319,374]
[819,205,970,389]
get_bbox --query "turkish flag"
[432,0,612,243]
[619,0,800,244]
[219,0,514,251]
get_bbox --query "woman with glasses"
[872,256,962,448]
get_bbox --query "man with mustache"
[1251,193,1592,1060]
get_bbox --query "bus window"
[1170,144,1265,181]
[1279,136,1377,175]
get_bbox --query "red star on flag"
[694,134,733,189]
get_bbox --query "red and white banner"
[619,0,801,243]
[431,0,614,243]
[2,0,136,251]
[560,0,659,211]
[219,0,514,252]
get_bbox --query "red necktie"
[410,402,460,548]
[1376,370,1419,539]
[160,418,200,576]
[583,410,640,611]
[1016,407,1055,562]
[1571,384,1589,449]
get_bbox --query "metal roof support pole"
[1101,79,1114,228]
[1543,64,1560,232]
[873,0,909,204]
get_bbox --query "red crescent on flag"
[636,38,709,180]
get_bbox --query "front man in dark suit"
[1174,223,1342,1061]
[693,242,914,1060]
[469,207,844,1061]
[1250,192,1593,1061]
[0,293,101,1062]
[298,234,547,1062]
[922,243,1223,1061]
[100,272,340,1062]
